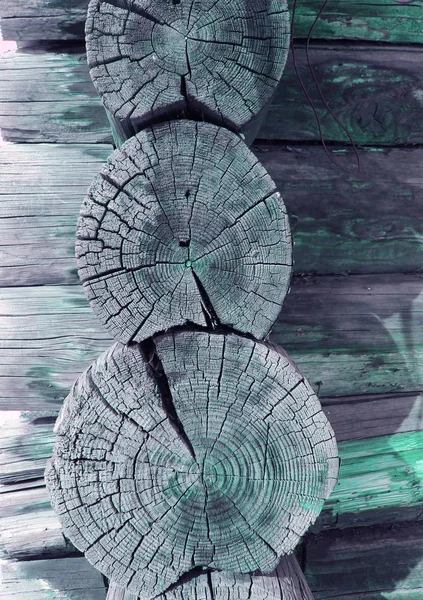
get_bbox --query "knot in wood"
[45,331,338,599]
[76,120,292,343]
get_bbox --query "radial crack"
[140,338,197,461]
[191,269,220,329]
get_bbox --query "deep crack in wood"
[45,331,338,599]
[76,120,292,343]
[85,0,290,145]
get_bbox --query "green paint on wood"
[289,0,423,43]
[1,0,423,42]
[325,430,423,520]
[261,46,423,145]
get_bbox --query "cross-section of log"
[76,120,292,343]
[45,331,338,599]
[106,555,314,600]
[85,0,290,145]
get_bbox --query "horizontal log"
[2,272,423,410]
[0,557,107,600]
[2,388,423,560]
[1,0,422,43]
[0,50,111,144]
[2,45,423,147]
[304,521,423,599]
[2,142,423,284]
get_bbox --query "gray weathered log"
[2,143,423,286]
[0,557,107,600]
[77,120,292,343]
[45,331,338,598]
[304,521,423,600]
[1,0,422,44]
[3,389,423,563]
[4,272,423,410]
[106,555,314,600]
[85,0,290,145]
[3,45,423,148]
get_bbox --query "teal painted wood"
[2,143,423,287]
[3,273,423,410]
[45,332,337,597]
[1,0,422,43]
[2,390,422,563]
[3,46,423,147]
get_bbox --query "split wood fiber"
[40,0,339,598]
[106,557,314,600]
[76,120,292,342]
[45,332,338,598]
[85,0,290,146]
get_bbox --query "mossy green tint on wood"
[1,0,423,43]
[45,331,338,598]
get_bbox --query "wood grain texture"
[304,521,423,600]
[262,44,423,146]
[0,557,107,600]
[106,556,314,600]
[1,0,422,43]
[3,272,423,409]
[2,143,423,286]
[2,391,423,561]
[0,143,111,286]
[46,332,337,597]
[85,0,289,145]
[0,49,111,144]
[2,45,423,147]
[77,121,291,342]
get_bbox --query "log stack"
[45,1,339,598]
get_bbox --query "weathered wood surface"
[304,521,423,599]
[2,45,423,147]
[0,49,111,144]
[2,143,423,284]
[1,0,422,43]
[2,390,423,561]
[0,144,111,286]
[77,122,291,342]
[86,0,289,146]
[106,556,314,600]
[46,333,337,596]
[0,557,107,600]
[2,273,423,409]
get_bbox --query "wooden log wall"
[1,1,423,598]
